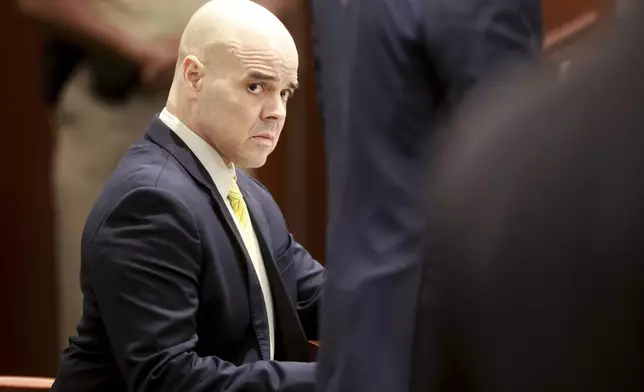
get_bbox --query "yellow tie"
[228,176,249,229]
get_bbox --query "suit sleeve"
[423,0,543,106]
[284,237,325,340]
[88,186,315,392]
[248,175,325,340]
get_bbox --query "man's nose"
[261,93,286,121]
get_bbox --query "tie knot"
[228,177,243,202]
[228,176,248,228]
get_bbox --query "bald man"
[50,2,325,391]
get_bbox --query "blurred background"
[0,0,623,379]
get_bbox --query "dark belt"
[44,37,143,106]
[87,54,142,104]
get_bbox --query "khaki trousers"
[53,67,167,350]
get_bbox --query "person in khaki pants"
[20,0,208,350]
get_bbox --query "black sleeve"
[423,0,543,106]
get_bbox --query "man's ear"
[183,55,204,93]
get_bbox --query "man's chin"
[236,155,268,169]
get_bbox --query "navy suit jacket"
[51,117,325,392]
[310,0,542,390]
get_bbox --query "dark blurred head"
[414,13,644,392]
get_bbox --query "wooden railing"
[544,10,600,51]
[0,376,54,390]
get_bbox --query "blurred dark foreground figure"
[412,9,644,392]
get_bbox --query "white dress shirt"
[159,108,275,359]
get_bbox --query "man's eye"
[280,90,292,100]
[248,84,264,94]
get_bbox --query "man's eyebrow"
[248,71,278,82]
[247,71,299,90]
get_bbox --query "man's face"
[191,39,299,168]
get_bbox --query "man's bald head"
[167,0,299,169]
[177,0,296,65]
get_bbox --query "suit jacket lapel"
[242,180,311,362]
[146,118,271,360]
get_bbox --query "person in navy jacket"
[51,1,324,391]
[310,0,542,390]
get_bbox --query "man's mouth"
[251,133,274,145]
[252,133,274,141]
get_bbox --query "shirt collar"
[158,107,235,199]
